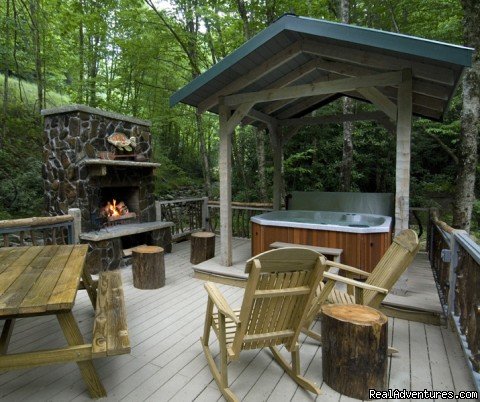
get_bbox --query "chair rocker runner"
[201,247,327,402]
[302,229,420,344]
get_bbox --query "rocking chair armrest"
[204,282,240,324]
[323,272,388,294]
[326,260,370,277]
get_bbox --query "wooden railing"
[0,215,74,247]
[155,198,208,240]
[207,201,273,238]
[427,210,480,391]
[155,198,272,240]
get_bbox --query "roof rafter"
[242,58,322,125]
[275,94,335,119]
[313,57,451,100]
[302,39,455,86]
[225,70,403,107]
[197,41,303,114]
[279,111,388,126]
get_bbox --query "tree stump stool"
[132,245,165,289]
[190,232,215,264]
[321,304,388,400]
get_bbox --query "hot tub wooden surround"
[251,222,392,272]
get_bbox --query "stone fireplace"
[41,104,173,272]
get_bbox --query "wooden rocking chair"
[302,229,420,343]
[201,247,327,402]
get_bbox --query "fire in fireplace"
[101,199,137,224]
[97,186,140,227]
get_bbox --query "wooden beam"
[303,39,455,86]
[245,108,277,127]
[0,345,94,370]
[395,69,413,234]
[225,71,403,107]
[276,94,333,120]
[219,102,232,266]
[313,57,450,100]
[279,111,387,127]
[357,87,397,121]
[224,102,255,134]
[242,59,322,126]
[261,75,332,116]
[197,41,303,114]
[380,86,445,112]
[344,90,442,120]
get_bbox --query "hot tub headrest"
[287,191,393,216]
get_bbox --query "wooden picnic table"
[0,244,106,398]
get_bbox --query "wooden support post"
[218,100,254,266]
[321,304,388,399]
[269,122,282,210]
[68,208,81,244]
[219,101,233,266]
[395,69,413,234]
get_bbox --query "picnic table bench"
[0,245,130,399]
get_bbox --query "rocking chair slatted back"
[231,248,326,356]
[362,229,420,308]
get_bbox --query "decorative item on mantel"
[107,132,137,159]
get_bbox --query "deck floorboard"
[0,237,475,401]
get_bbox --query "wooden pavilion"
[170,14,473,266]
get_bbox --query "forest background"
[0,0,478,233]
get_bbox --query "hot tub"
[251,210,392,272]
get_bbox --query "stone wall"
[41,105,155,232]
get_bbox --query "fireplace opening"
[99,186,140,226]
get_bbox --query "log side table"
[132,245,165,289]
[321,304,388,400]
[190,231,215,264]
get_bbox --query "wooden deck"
[0,238,475,401]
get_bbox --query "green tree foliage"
[0,0,476,232]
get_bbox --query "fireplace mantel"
[82,159,161,169]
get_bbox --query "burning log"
[100,199,137,223]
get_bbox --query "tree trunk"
[132,246,165,289]
[87,34,99,107]
[2,0,11,149]
[256,128,268,202]
[339,0,353,192]
[453,0,480,232]
[78,0,84,103]
[190,231,215,264]
[340,97,354,191]
[322,304,388,399]
[196,113,211,196]
[30,0,44,112]
[236,0,251,40]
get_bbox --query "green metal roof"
[170,14,473,122]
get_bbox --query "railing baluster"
[428,211,480,391]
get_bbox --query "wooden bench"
[269,242,343,263]
[92,270,130,358]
